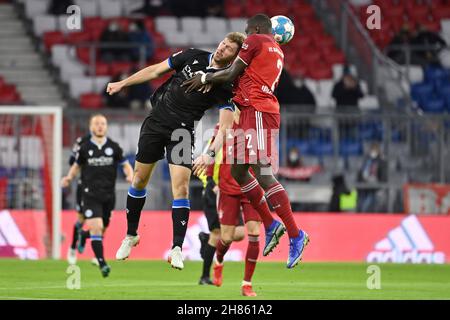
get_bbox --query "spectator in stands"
[47,0,74,15]
[131,0,168,16]
[128,21,155,62]
[332,66,363,112]
[127,68,153,110]
[277,70,316,112]
[356,142,388,213]
[411,24,447,67]
[205,0,225,17]
[328,175,352,212]
[100,21,131,62]
[387,24,422,65]
[332,66,363,139]
[277,146,321,182]
[103,73,130,108]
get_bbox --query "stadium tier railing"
[61,108,450,213]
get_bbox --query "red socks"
[244,235,259,282]
[215,239,230,263]
[241,179,274,229]
[265,183,299,238]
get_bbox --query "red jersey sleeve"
[238,34,262,65]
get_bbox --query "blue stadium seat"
[286,139,311,155]
[421,97,446,113]
[311,141,334,156]
[339,140,363,156]
[424,66,450,84]
[411,82,433,104]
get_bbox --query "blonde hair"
[225,32,246,49]
[89,113,107,126]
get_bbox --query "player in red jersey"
[205,112,262,296]
[182,14,309,268]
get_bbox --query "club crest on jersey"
[88,150,93,156]
[85,209,93,218]
[105,147,114,156]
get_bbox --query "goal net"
[0,106,62,259]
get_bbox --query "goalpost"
[0,106,62,259]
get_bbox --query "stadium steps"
[0,3,66,107]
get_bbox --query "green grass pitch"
[0,260,449,300]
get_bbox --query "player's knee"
[209,229,220,246]
[132,175,147,190]
[221,236,233,246]
[173,184,189,199]
[233,227,245,242]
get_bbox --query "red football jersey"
[234,33,284,114]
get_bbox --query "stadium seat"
[94,62,111,76]
[69,77,95,98]
[164,32,190,47]
[224,3,244,18]
[358,95,380,111]
[155,16,179,34]
[25,0,50,18]
[0,85,21,103]
[99,0,123,18]
[181,17,204,34]
[80,93,103,109]
[340,140,363,156]
[411,82,434,103]
[421,97,446,113]
[309,64,333,80]
[229,18,247,34]
[205,17,227,35]
[109,62,133,76]
[74,0,99,17]
[323,49,346,65]
[76,47,92,64]
[66,31,92,44]
[432,4,450,21]
[83,17,108,33]
[43,31,66,51]
[33,15,57,36]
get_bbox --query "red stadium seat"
[95,62,111,76]
[150,31,166,48]
[76,47,91,64]
[66,31,92,44]
[224,3,244,18]
[309,63,332,80]
[313,34,335,50]
[144,17,155,33]
[290,35,312,51]
[0,77,5,88]
[421,20,441,33]
[110,62,133,76]
[111,18,130,31]
[245,3,266,17]
[323,49,346,65]
[291,2,315,18]
[432,5,450,21]
[0,85,21,103]
[80,93,103,109]
[43,31,66,51]
[83,17,108,33]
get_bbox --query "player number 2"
[271,59,283,92]
[246,134,252,149]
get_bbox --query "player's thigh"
[82,195,104,232]
[169,164,191,199]
[135,117,167,170]
[218,191,241,228]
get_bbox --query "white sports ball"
[271,15,295,45]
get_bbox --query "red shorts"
[233,106,280,166]
[217,191,261,226]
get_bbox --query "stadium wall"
[1,210,449,264]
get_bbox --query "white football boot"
[168,246,184,270]
[116,235,140,260]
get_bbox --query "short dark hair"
[247,14,272,32]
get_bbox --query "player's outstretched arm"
[122,161,134,183]
[61,163,80,188]
[106,59,172,95]
[182,58,247,93]
[192,109,234,176]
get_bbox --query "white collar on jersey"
[90,137,107,150]
[207,53,232,71]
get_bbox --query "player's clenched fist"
[106,81,124,95]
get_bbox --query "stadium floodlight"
[0,106,62,259]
